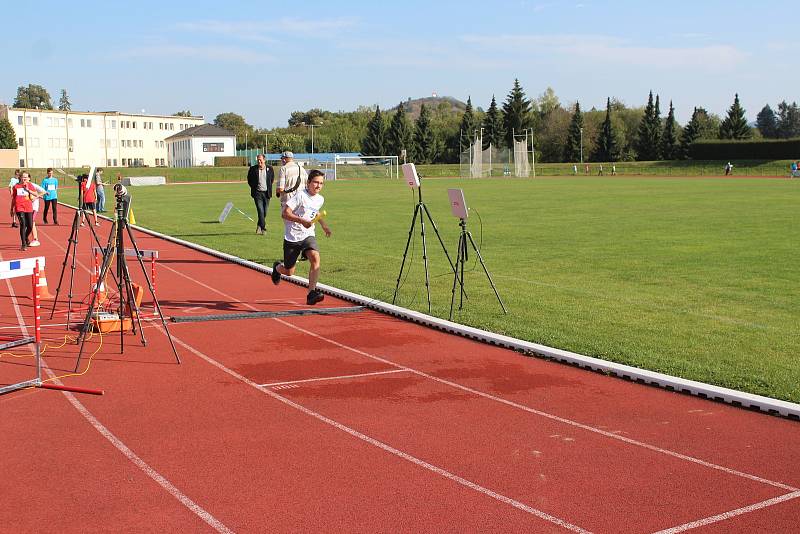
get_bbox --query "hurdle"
[94,246,159,300]
[0,257,43,394]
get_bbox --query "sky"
[3,0,797,128]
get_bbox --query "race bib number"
[16,189,27,196]
[47,185,56,191]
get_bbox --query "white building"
[0,105,204,168]
[165,124,235,168]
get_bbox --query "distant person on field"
[724,162,732,176]
[611,164,617,176]
[791,161,798,178]
[10,171,41,251]
[41,168,59,224]
[598,164,604,176]
[276,151,307,207]
[247,153,274,235]
[573,164,578,175]
[95,168,107,212]
[271,169,332,306]
[8,169,20,228]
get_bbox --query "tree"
[413,104,438,163]
[661,100,679,160]
[458,97,479,150]
[718,93,751,139]
[776,101,800,139]
[756,105,778,138]
[13,84,53,109]
[58,89,71,111]
[536,87,561,117]
[172,110,193,117]
[501,79,534,148]
[593,98,620,162]
[386,103,413,160]
[680,107,701,159]
[214,112,253,147]
[482,96,503,149]
[0,118,17,149]
[361,106,385,156]
[564,101,585,162]
[635,91,662,160]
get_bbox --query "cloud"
[460,34,748,70]
[119,44,274,64]
[175,16,358,41]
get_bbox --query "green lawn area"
[123,176,799,402]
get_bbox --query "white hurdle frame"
[0,257,43,395]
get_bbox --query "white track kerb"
[121,216,800,420]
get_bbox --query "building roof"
[165,124,234,141]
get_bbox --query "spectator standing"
[8,169,20,227]
[41,168,59,224]
[246,154,274,235]
[275,151,308,207]
[95,168,107,212]
[10,171,40,251]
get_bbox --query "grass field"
[106,176,798,402]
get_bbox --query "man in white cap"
[275,151,308,207]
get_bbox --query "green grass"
[92,178,800,402]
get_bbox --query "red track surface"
[1,208,799,533]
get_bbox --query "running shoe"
[271,261,281,285]
[29,240,40,247]
[306,289,324,306]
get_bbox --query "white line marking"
[652,491,800,533]
[167,262,800,494]
[4,248,235,534]
[261,368,409,387]
[167,332,590,533]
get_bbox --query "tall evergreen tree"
[635,91,662,160]
[0,118,18,149]
[386,103,413,160]
[361,106,385,156]
[661,100,679,160]
[482,96,503,149]
[458,96,479,150]
[501,79,533,148]
[58,89,72,111]
[719,93,751,139]
[680,107,701,159]
[593,98,619,162]
[564,102,585,162]
[413,104,437,163]
[776,101,800,139]
[13,84,53,109]
[756,104,778,138]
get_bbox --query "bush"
[215,156,247,167]
[690,138,800,160]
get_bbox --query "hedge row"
[690,138,800,160]
[215,156,247,167]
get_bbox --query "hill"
[392,95,467,120]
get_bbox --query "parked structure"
[165,124,235,168]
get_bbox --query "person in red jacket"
[9,171,41,251]
[79,173,100,227]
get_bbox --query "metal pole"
[580,127,583,164]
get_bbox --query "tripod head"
[113,184,132,223]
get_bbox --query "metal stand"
[392,184,459,313]
[50,177,117,328]
[74,193,180,372]
[449,218,506,320]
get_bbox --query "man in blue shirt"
[41,168,59,224]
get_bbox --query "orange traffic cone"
[37,267,53,299]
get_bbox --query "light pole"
[310,124,317,154]
[579,127,584,164]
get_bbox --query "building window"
[107,159,111,166]
[46,117,53,127]
[17,116,22,125]
[19,159,24,167]
[111,120,116,128]
[25,116,32,126]
[59,118,65,127]
[81,119,85,127]
[132,122,136,128]
[87,119,92,127]
[113,159,117,166]
[18,138,23,147]
[32,117,38,126]
[68,119,73,127]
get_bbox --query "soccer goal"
[333,155,399,180]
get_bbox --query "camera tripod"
[449,217,506,320]
[392,183,460,313]
[50,173,119,328]
[74,192,180,372]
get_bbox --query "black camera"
[75,173,88,183]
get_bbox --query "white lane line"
[261,368,409,387]
[168,332,591,534]
[3,266,233,534]
[161,260,800,494]
[651,491,800,533]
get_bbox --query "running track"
[1,208,799,533]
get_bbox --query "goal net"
[332,155,399,180]
[460,142,512,178]
[514,138,531,177]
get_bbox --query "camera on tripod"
[75,173,89,184]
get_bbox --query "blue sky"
[3,0,796,128]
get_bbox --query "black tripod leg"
[126,224,181,364]
[393,203,421,305]
[466,231,507,313]
[49,210,81,321]
[449,233,465,321]
[418,203,432,313]
[421,203,458,273]
[459,234,467,309]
